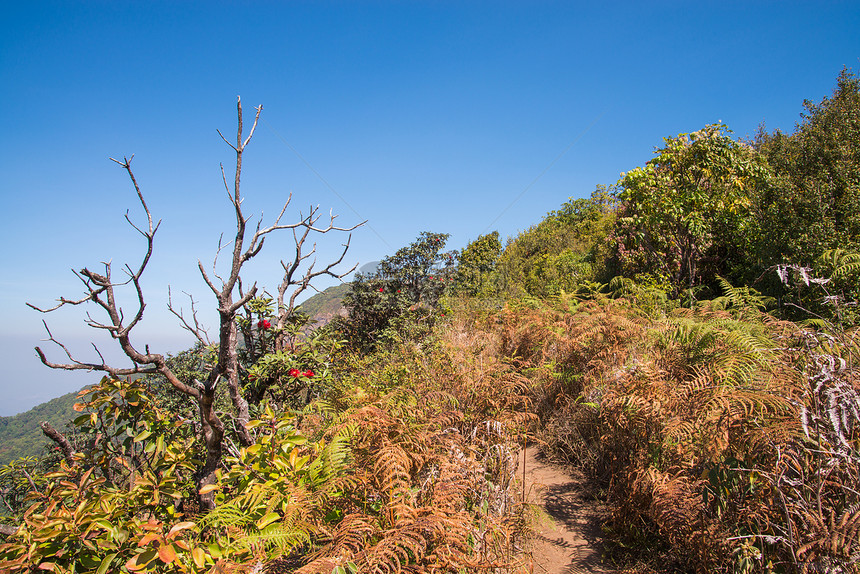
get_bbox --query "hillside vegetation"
[1,70,859,574]
[296,284,351,326]
[0,390,82,465]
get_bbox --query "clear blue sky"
[1,1,858,415]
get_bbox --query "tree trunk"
[197,387,224,510]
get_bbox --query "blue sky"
[1,1,858,415]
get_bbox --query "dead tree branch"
[168,287,212,347]
[276,206,362,337]
[40,422,76,466]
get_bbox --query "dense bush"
[496,186,618,298]
[331,231,456,352]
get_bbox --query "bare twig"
[168,287,212,346]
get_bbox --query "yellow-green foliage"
[496,186,618,298]
[0,362,533,574]
[0,378,204,573]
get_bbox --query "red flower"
[289,368,300,378]
[258,319,271,330]
[304,370,314,378]
[378,288,384,292]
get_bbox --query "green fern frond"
[712,276,775,313]
[608,276,639,298]
[200,504,248,529]
[226,523,313,554]
[819,249,860,278]
[306,427,354,489]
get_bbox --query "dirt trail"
[519,447,614,574]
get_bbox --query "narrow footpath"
[519,447,614,574]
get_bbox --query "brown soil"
[519,446,615,574]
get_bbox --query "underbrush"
[5,294,856,573]
[461,292,860,574]
[0,326,537,574]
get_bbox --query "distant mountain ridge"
[297,283,350,326]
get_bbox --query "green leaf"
[133,429,152,442]
[97,553,117,574]
[256,512,280,530]
[285,434,307,446]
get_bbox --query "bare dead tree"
[194,99,362,448]
[28,97,362,509]
[168,287,212,347]
[274,206,358,350]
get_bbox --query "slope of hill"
[0,389,82,465]
[297,283,350,326]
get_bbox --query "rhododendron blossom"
[258,319,271,330]
[304,370,314,378]
[288,368,300,378]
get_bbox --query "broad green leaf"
[96,553,117,574]
[133,429,152,442]
[285,434,308,446]
[256,512,280,530]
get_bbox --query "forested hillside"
[0,390,82,465]
[295,284,351,326]
[1,71,859,574]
